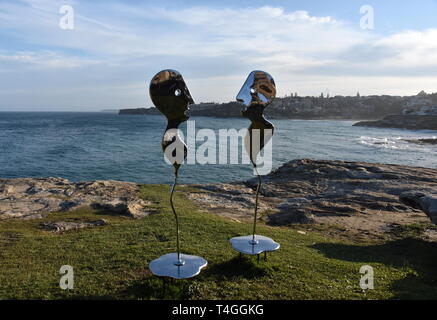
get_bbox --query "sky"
[1,0,437,111]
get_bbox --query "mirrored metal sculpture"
[230,70,280,261]
[148,69,207,279]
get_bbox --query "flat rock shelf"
[187,159,437,240]
[1,159,436,240]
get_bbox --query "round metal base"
[149,253,207,279]
[230,235,280,255]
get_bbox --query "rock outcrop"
[188,159,437,237]
[354,115,437,130]
[0,178,156,220]
[41,219,107,233]
[400,191,437,224]
[1,160,436,239]
[404,138,437,145]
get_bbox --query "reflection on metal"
[231,70,280,259]
[149,253,208,280]
[148,69,207,279]
[236,70,276,109]
[230,235,280,255]
[149,69,194,175]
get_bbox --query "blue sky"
[1,0,437,111]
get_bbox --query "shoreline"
[0,111,380,121]
[2,159,436,241]
[2,157,437,183]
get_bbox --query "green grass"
[0,184,436,300]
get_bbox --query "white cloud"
[0,51,99,69]
[0,1,437,109]
[376,29,437,67]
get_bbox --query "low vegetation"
[0,185,436,299]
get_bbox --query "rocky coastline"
[353,115,437,130]
[1,159,436,239]
[189,159,437,239]
[404,138,437,145]
[0,178,156,221]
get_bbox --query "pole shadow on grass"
[311,238,437,299]
[64,294,115,300]
[202,256,270,281]
[64,280,191,300]
[123,277,196,300]
[90,204,130,217]
[122,257,269,299]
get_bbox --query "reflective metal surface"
[237,70,276,165]
[149,69,194,173]
[236,70,276,108]
[148,70,207,279]
[149,69,194,124]
[230,235,280,255]
[149,253,208,279]
[233,70,280,257]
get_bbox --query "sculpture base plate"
[149,253,207,279]
[230,235,280,255]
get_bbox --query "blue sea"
[0,112,436,184]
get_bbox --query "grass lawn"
[0,184,436,300]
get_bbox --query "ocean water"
[0,112,436,184]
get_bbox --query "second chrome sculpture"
[148,69,207,279]
[230,70,280,261]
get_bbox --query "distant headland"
[119,91,437,121]
[119,108,160,115]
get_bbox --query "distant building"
[403,105,437,115]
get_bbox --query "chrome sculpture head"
[236,70,276,167]
[230,71,280,258]
[148,70,208,279]
[236,70,276,113]
[149,69,194,126]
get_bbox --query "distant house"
[403,105,437,115]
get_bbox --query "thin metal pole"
[170,172,180,262]
[252,166,262,243]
